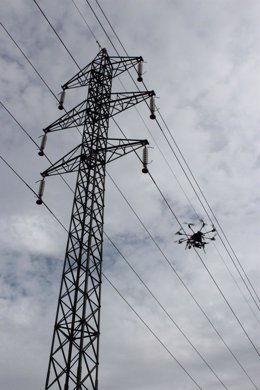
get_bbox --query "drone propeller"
[175,238,188,244]
[183,222,196,232]
[204,228,217,236]
[198,219,206,229]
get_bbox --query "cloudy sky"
[1,1,260,389]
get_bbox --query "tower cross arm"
[110,56,143,79]
[61,55,143,90]
[41,144,82,177]
[43,99,88,133]
[40,138,148,177]
[104,138,148,164]
[109,91,155,117]
[60,48,107,90]
[62,63,92,90]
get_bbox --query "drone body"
[175,221,216,252]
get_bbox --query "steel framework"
[37,48,155,390]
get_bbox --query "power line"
[0,33,208,382]
[89,0,260,314]
[94,0,127,56]
[2,101,258,389]
[33,0,81,70]
[84,0,118,54]
[84,0,260,347]
[2,9,260,386]
[150,170,260,359]
[0,66,229,388]
[106,174,258,389]
[0,19,231,387]
[0,151,203,390]
[105,231,230,390]
[0,22,57,101]
[71,0,101,49]
[0,153,68,232]
[112,117,260,331]
[103,273,203,390]
[157,110,260,310]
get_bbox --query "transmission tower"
[37,48,155,390]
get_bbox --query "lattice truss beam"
[40,48,155,390]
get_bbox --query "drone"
[175,220,216,252]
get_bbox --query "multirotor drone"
[175,220,216,252]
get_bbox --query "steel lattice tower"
[37,48,155,390]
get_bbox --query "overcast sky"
[1,1,260,389]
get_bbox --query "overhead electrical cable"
[27,1,260,367]
[89,0,260,312]
[94,0,128,56]
[2,102,257,390]
[106,176,259,389]
[0,153,68,232]
[4,0,257,352]
[3,9,258,386]
[0,22,57,101]
[104,234,229,390]
[103,274,203,390]
[0,152,203,390]
[0,31,219,382]
[0,87,230,389]
[113,119,260,329]
[70,1,199,220]
[84,0,118,54]
[0,100,75,195]
[33,0,80,69]
[71,0,101,49]
[80,3,260,357]
[79,2,260,331]
[155,113,260,311]
[150,171,260,359]
[1,107,227,389]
